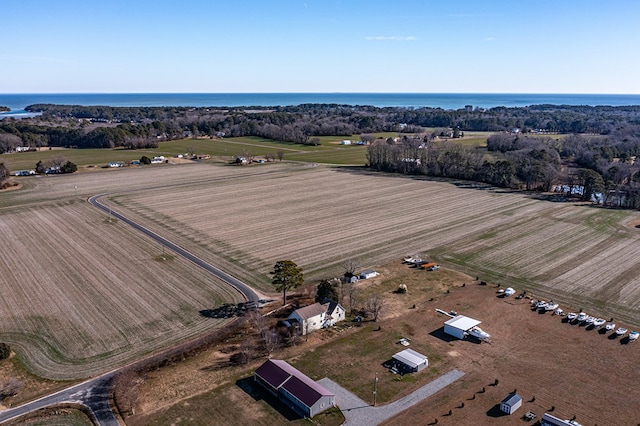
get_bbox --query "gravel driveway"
[319,369,464,426]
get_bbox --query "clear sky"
[2,0,639,94]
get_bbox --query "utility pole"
[373,372,378,406]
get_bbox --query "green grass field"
[0,131,493,171]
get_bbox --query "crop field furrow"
[0,200,244,379]
[5,162,640,379]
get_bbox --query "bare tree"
[264,330,281,354]
[343,281,360,314]
[365,295,385,322]
[277,149,285,161]
[342,258,360,280]
[0,378,24,400]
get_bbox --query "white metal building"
[500,392,522,414]
[392,349,428,373]
[444,315,481,339]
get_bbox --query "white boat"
[584,316,595,325]
[576,312,588,322]
[567,312,578,321]
[629,331,639,342]
[544,302,559,312]
[592,318,606,328]
[504,287,515,297]
[616,327,628,336]
[553,308,563,316]
[605,322,616,331]
[403,255,421,263]
[468,326,491,341]
[536,301,548,310]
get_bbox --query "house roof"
[290,303,327,320]
[255,359,334,408]
[501,392,522,406]
[444,315,481,331]
[322,298,344,316]
[393,349,428,369]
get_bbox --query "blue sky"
[2,0,639,94]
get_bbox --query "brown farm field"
[3,161,640,382]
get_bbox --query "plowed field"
[3,161,640,379]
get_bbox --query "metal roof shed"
[444,315,481,339]
[500,392,522,414]
[392,349,428,372]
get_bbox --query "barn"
[444,315,481,339]
[254,359,335,418]
[392,349,428,373]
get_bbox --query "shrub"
[0,343,10,360]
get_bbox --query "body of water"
[1,93,640,115]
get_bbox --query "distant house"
[254,359,335,418]
[360,270,379,280]
[500,392,522,415]
[392,349,428,373]
[288,300,345,335]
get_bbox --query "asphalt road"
[0,193,260,424]
[0,373,118,425]
[88,193,259,303]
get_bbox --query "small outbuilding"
[500,392,522,415]
[360,269,379,280]
[392,348,428,373]
[444,315,481,340]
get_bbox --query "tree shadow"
[200,302,256,319]
[235,377,302,421]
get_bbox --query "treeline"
[0,121,170,152]
[368,131,640,209]
[26,102,640,135]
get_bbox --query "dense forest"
[3,103,640,208]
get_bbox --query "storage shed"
[360,269,379,280]
[500,392,522,414]
[392,349,428,373]
[254,359,335,418]
[444,315,481,339]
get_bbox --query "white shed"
[444,315,481,339]
[500,392,522,414]
[360,270,379,280]
[392,349,428,373]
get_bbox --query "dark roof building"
[254,359,335,418]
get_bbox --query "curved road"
[88,193,259,303]
[0,193,260,425]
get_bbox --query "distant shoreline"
[2,93,640,112]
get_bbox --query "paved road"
[88,193,259,303]
[0,373,118,425]
[0,194,260,424]
[319,369,465,426]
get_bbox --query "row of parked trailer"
[529,299,639,342]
